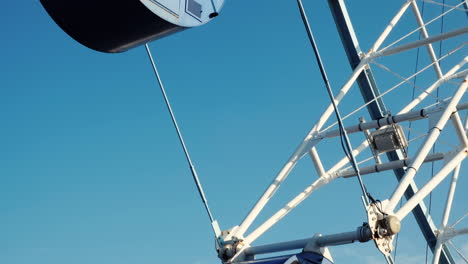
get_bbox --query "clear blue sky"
[1,1,467,264]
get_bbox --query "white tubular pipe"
[395,149,467,220]
[370,0,413,53]
[235,56,370,238]
[328,140,369,174]
[325,63,465,175]
[243,238,310,256]
[454,228,468,236]
[442,165,461,227]
[244,175,333,244]
[451,113,468,147]
[434,118,467,264]
[244,226,373,257]
[245,140,372,244]
[235,14,466,241]
[441,115,467,227]
[314,60,367,132]
[235,159,296,237]
[373,27,468,58]
[453,69,468,79]
[386,75,468,213]
[317,102,468,140]
[309,147,326,177]
[410,1,444,78]
[398,57,468,115]
[432,241,444,264]
[338,152,445,178]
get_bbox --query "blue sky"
[1,1,467,264]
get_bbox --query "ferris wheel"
[38,0,467,263]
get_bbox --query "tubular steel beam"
[326,0,455,263]
[244,226,372,257]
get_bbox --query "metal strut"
[209,0,219,18]
[326,0,456,263]
[296,0,370,207]
[145,44,218,236]
[296,2,397,263]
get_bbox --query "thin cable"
[447,241,468,262]
[296,0,370,206]
[371,61,442,101]
[427,3,445,262]
[422,0,468,12]
[319,41,465,133]
[451,213,467,227]
[406,0,424,164]
[400,125,459,148]
[380,1,464,53]
[144,44,217,230]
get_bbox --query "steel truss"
[218,1,467,263]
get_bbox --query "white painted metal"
[234,63,369,238]
[244,174,334,244]
[236,42,466,241]
[327,140,369,173]
[315,102,468,141]
[237,60,467,260]
[369,0,413,53]
[372,27,468,59]
[222,1,467,262]
[243,92,468,244]
[451,114,468,147]
[398,57,468,115]
[432,115,468,264]
[410,1,444,78]
[395,148,466,219]
[386,75,468,213]
[322,55,467,133]
[432,165,462,264]
[441,164,463,231]
[309,148,326,177]
[234,139,320,239]
[337,151,446,178]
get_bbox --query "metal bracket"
[367,200,401,256]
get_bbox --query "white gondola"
[40,0,224,53]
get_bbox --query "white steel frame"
[224,0,468,262]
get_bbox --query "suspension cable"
[144,44,217,233]
[296,0,370,206]
[427,1,446,262]
[401,3,426,262]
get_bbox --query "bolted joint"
[367,200,399,256]
[218,244,235,262]
[379,215,401,237]
[217,238,245,262]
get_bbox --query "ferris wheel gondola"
[40,0,223,53]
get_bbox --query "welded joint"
[322,172,337,185]
[435,226,467,244]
